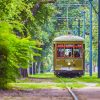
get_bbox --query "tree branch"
[32,0,56,16]
[40,0,56,3]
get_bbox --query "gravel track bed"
[0,89,72,100]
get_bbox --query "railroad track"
[67,87,78,100]
[26,77,79,100]
[59,78,79,100]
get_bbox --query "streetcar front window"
[57,44,64,57]
[73,44,82,58]
[74,49,80,57]
[65,48,73,57]
[57,48,64,57]
[56,44,82,58]
[65,45,73,57]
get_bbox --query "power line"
[55,3,88,6]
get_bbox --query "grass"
[8,72,100,90]
[9,82,85,90]
[29,73,56,79]
[96,84,100,86]
[9,83,62,89]
[29,72,100,83]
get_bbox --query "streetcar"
[53,35,85,77]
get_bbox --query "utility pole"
[89,0,93,76]
[98,0,100,78]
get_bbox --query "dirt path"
[1,87,100,100]
[73,87,100,100]
[1,78,100,100]
[0,89,72,100]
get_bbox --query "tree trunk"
[40,62,44,73]
[20,68,28,77]
[32,62,36,74]
[37,62,41,74]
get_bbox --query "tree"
[0,0,56,89]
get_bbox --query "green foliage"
[0,22,16,89]
[0,22,41,89]
[0,0,55,89]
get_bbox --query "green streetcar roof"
[53,35,84,42]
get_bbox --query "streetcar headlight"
[68,62,71,66]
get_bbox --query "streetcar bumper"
[54,70,84,77]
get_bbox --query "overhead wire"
[89,0,98,14]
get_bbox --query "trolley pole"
[98,0,100,78]
[89,0,93,76]
[78,19,80,36]
[83,11,86,38]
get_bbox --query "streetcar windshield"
[73,48,80,57]
[57,44,64,57]
[56,44,82,58]
[65,45,73,57]
[73,44,82,58]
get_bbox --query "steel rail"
[58,78,78,100]
[67,87,78,100]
